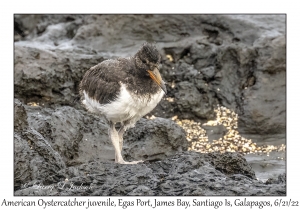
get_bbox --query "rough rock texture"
[14,45,104,106]
[14,14,286,138]
[14,100,188,191]
[266,173,286,185]
[14,15,286,196]
[124,118,187,161]
[24,105,187,166]
[14,99,285,195]
[25,105,111,165]
[15,152,285,196]
[14,99,66,190]
[14,99,28,132]
[202,152,256,179]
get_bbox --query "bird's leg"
[115,123,143,164]
[107,122,143,164]
[108,122,126,164]
[117,124,126,152]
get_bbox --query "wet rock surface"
[15,151,285,196]
[14,14,286,195]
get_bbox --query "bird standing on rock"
[79,43,167,164]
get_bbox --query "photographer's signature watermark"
[21,180,93,191]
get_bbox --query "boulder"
[25,105,188,165]
[124,118,188,161]
[13,14,286,195]
[14,45,104,106]
[14,99,65,191]
[14,14,286,137]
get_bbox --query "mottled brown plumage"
[79,43,166,164]
[79,43,164,105]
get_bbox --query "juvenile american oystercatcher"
[79,43,167,164]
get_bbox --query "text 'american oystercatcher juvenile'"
[79,43,167,164]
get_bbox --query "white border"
[2,0,298,209]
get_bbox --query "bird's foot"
[116,160,144,164]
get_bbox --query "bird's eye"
[142,59,146,64]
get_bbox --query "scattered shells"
[165,97,175,102]
[27,102,39,106]
[166,54,173,62]
[146,115,156,120]
[172,105,286,155]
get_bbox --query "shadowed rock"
[15,152,285,196]
[14,14,286,138]
[13,14,286,196]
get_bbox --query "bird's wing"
[79,59,128,105]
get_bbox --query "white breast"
[82,83,164,126]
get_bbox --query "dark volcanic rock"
[14,99,188,193]
[239,35,286,134]
[14,15,286,196]
[15,152,285,196]
[265,173,286,185]
[14,100,66,191]
[124,118,188,161]
[14,133,32,190]
[174,81,216,119]
[14,14,286,137]
[14,100,285,196]
[14,98,28,132]
[24,105,112,165]
[14,45,104,106]
[24,105,187,165]
[203,152,256,179]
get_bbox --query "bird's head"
[135,43,167,94]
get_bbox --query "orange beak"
[147,68,167,94]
